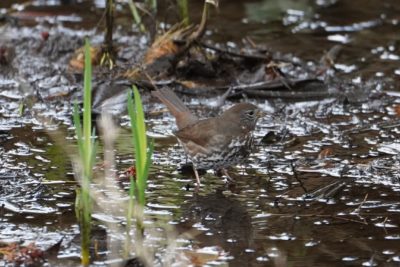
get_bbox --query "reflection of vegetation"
[245,0,312,22]
[72,39,97,266]
[42,140,69,181]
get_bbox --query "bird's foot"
[193,165,202,188]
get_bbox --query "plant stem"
[102,0,115,68]
[177,0,189,25]
[128,0,146,33]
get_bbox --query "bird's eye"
[247,110,255,116]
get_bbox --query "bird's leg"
[192,164,201,187]
[222,168,234,183]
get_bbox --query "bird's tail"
[152,88,198,129]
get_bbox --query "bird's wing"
[175,118,231,149]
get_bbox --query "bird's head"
[222,103,265,132]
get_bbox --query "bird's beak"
[256,109,266,118]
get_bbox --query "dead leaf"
[393,105,400,117]
[69,45,102,70]
[183,246,224,266]
[318,147,334,159]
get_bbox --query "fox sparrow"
[152,88,263,186]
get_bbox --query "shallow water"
[1,0,400,266]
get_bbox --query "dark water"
[1,0,400,266]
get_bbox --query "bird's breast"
[177,133,254,169]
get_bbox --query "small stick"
[352,193,368,214]
[290,160,308,194]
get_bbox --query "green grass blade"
[132,86,149,205]
[146,0,157,11]
[127,90,141,204]
[126,85,153,249]
[177,0,189,25]
[139,139,153,205]
[73,102,84,159]
[128,0,146,32]
[83,38,92,175]
[133,86,147,177]
[75,37,94,266]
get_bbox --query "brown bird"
[152,88,263,186]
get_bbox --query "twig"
[381,217,389,235]
[352,193,368,214]
[306,180,348,200]
[173,78,330,100]
[290,160,308,194]
[200,42,272,61]
[258,213,368,225]
[331,215,368,225]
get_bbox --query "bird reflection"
[178,188,254,266]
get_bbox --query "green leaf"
[73,102,84,159]
[83,38,92,174]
